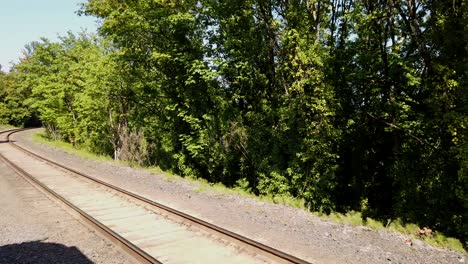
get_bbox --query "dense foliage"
[1,0,466,245]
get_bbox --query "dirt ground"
[10,129,467,264]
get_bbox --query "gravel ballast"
[0,158,134,264]
[11,129,468,264]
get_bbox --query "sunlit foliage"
[1,0,466,246]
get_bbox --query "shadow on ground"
[0,241,92,264]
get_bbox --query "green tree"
[5,0,465,245]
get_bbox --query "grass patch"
[324,211,466,253]
[0,124,16,130]
[327,211,367,226]
[424,232,466,253]
[32,130,466,254]
[144,165,308,209]
[325,211,385,230]
[257,194,307,209]
[33,131,114,163]
[150,170,308,209]
[387,219,419,234]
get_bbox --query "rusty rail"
[0,129,160,264]
[3,128,310,264]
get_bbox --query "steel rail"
[0,129,161,264]
[0,128,21,133]
[0,128,24,142]
[6,129,311,264]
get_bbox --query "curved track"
[0,128,311,264]
[0,128,24,142]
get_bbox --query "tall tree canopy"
[2,0,466,246]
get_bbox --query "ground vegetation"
[1,0,466,247]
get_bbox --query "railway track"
[0,128,311,264]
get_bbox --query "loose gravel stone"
[0,158,134,264]
[12,129,468,264]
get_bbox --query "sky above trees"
[0,0,97,71]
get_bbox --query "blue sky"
[0,0,99,72]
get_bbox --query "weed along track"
[0,129,310,264]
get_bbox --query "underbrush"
[33,132,114,163]
[32,130,466,254]
[323,211,466,253]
